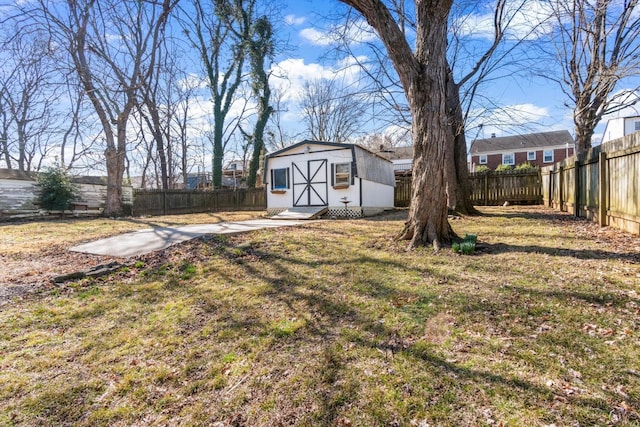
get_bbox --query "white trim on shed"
[263,140,395,217]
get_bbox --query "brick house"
[469,130,575,171]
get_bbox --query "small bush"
[474,165,490,173]
[453,233,478,255]
[36,167,78,211]
[495,164,512,172]
[515,162,537,171]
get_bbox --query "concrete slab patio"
[270,207,328,220]
[69,219,304,258]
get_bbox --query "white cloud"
[600,90,640,121]
[299,19,377,47]
[467,103,554,139]
[382,124,411,143]
[177,73,209,91]
[299,28,333,46]
[270,58,335,101]
[269,57,366,102]
[284,14,306,26]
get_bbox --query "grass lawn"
[0,206,639,426]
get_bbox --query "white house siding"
[0,179,38,211]
[354,146,396,186]
[603,118,626,143]
[361,178,394,216]
[603,116,640,143]
[0,172,133,215]
[265,142,395,217]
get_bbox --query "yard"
[0,207,639,426]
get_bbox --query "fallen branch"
[52,261,126,284]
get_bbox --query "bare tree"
[265,89,299,151]
[299,77,368,143]
[445,0,536,214]
[0,27,59,171]
[245,15,275,188]
[58,82,101,171]
[333,1,535,214]
[338,0,453,249]
[31,0,176,215]
[171,75,200,189]
[548,0,640,153]
[180,0,255,188]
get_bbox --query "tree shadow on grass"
[184,238,627,425]
[477,241,640,263]
[36,230,632,426]
[477,207,578,222]
[115,212,232,229]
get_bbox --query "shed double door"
[292,159,328,207]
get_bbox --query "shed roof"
[376,145,413,161]
[470,130,573,154]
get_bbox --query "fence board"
[394,175,411,207]
[469,170,542,205]
[131,188,266,216]
[542,132,640,235]
[393,171,542,207]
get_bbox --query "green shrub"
[474,165,490,173]
[36,167,78,211]
[452,233,478,255]
[515,162,537,171]
[495,164,512,172]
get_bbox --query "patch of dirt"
[0,247,123,305]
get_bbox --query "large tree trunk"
[445,69,477,214]
[247,100,271,188]
[399,60,452,250]
[104,146,123,216]
[341,0,453,249]
[397,1,453,250]
[573,105,597,155]
[103,114,128,216]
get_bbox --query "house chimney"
[491,133,496,138]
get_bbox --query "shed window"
[502,153,515,165]
[635,121,640,131]
[479,154,487,164]
[334,163,351,187]
[271,167,289,190]
[543,150,554,163]
[527,151,536,161]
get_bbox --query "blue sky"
[267,0,640,146]
[3,0,637,174]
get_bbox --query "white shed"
[263,140,396,218]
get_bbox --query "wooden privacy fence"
[132,188,266,216]
[393,170,542,207]
[542,133,640,235]
[394,175,412,207]
[469,170,542,205]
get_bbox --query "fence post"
[484,172,489,206]
[558,165,564,211]
[163,190,167,215]
[574,158,580,217]
[598,151,607,227]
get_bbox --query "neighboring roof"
[470,130,574,154]
[377,145,413,161]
